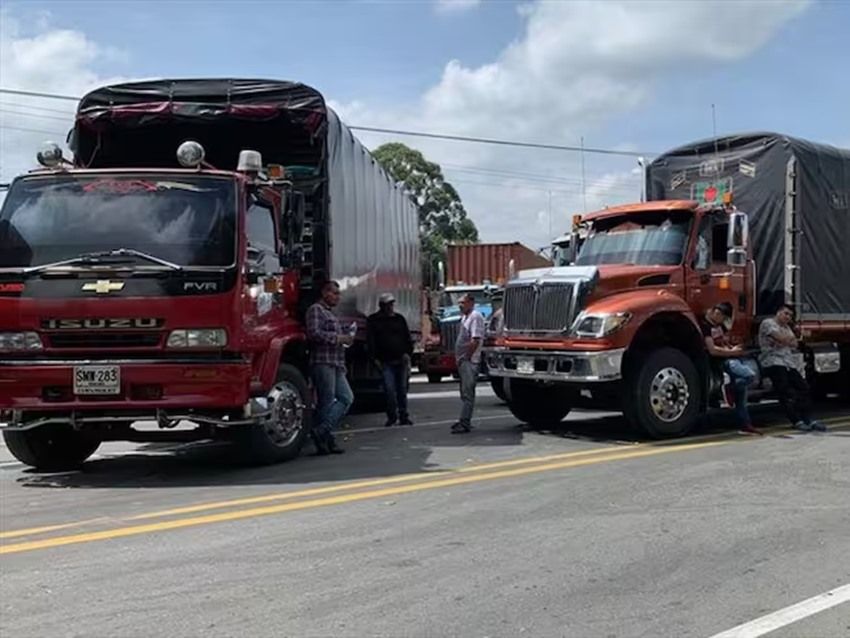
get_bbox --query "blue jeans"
[381,360,410,421]
[311,365,354,435]
[723,358,756,427]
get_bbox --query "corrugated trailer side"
[325,110,421,334]
[447,242,551,285]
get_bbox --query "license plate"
[73,366,121,395]
[517,358,534,374]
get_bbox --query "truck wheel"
[236,364,310,465]
[505,380,572,427]
[427,374,443,384]
[490,377,508,402]
[624,347,701,439]
[3,426,100,471]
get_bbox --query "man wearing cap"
[367,293,414,427]
[452,293,485,434]
[701,302,759,434]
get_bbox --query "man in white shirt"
[452,293,485,434]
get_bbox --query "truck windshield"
[575,214,690,267]
[0,174,236,268]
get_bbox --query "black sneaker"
[385,418,398,428]
[399,415,413,426]
[451,421,472,434]
[325,434,345,454]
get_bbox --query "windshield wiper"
[24,249,182,274]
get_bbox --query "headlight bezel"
[0,331,44,352]
[166,328,228,349]
[570,312,632,339]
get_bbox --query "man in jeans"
[759,304,826,432]
[306,280,354,455]
[367,293,414,427]
[701,302,759,434]
[452,293,485,434]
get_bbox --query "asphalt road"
[1,377,849,638]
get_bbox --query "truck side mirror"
[727,211,749,267]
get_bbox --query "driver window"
[712,223,729,263]
[693,217,711,270]
[246,199,278,273]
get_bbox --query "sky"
[1,0,848,251]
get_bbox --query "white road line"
[708,583,850,638]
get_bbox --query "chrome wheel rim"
[263,381,305,447]
[649,367,690,423]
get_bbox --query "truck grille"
[46,333,163,349]
[503,283,575,333]
[440,321,460,353]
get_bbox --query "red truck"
[485,133,849,437]
[420,243,549,383]
[0,78,421,470]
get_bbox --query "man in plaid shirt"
[306,280,354,455]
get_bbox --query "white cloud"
[344,0,808,249]
[0,10,131,182]
[1,1,810,251]
[434,0,482,15]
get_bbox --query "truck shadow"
[13,402,847,491]
[13,421,526,491]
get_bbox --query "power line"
[0,124,68,136]
[0,101,75,116]
[0,108,73,122]
[0,86,656,158]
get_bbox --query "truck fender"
[256,334,308,393]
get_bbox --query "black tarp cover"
[646,133,850,319]
[69,79,422,331]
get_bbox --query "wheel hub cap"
[263,382,305,446]
[649,367,690,422]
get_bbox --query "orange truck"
[484,133,849,437]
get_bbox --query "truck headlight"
[570,312,631,339]
[0,332,43,352]
[166,329,227,348]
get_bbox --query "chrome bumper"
[484,347,624,383]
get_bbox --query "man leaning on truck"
[306,280,354,455]
[758,305,826,432]
[701,302,759,435]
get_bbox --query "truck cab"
[420,284,498,383]
[486,199,755,437]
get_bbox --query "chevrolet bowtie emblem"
[82,280,125,294]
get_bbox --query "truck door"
[244,197,288,333]
[686,213,748,340]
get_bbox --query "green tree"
[373,142,479,287]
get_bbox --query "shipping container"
[446,242,551,286]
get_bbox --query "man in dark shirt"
[701,302,759,434]
[367,293,414,427]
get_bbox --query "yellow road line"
[0,519,107,540]
[3,416,848,541]
[0,438,737,555]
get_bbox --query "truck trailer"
[0,78,421,470]
[485,132,849,437]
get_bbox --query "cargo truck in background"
[420,242,550,383]
[486,133,849,437]
[0,78,421,470]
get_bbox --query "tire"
[505,379,572,427]
[235,364,311,465]
[427,373,443,384]
[3,425,100,471]
[623,347,701,439]
[490,377,508,402]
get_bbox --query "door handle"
[710,271,735,278]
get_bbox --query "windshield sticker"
[81,180,212,194]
